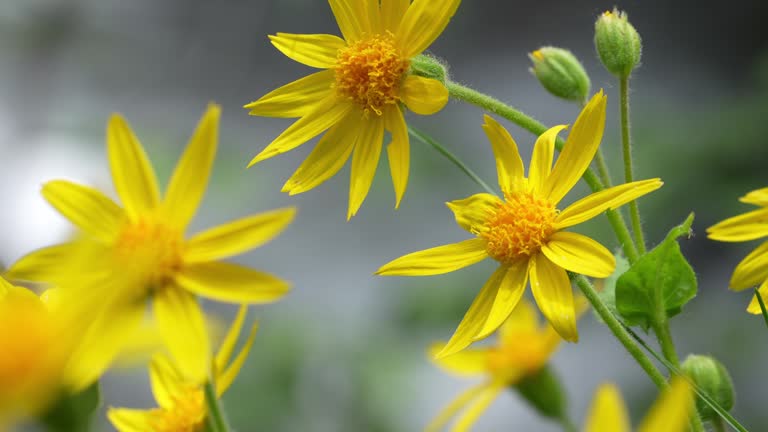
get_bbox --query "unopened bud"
[410,54,448,84]
[594,9,642,77]
[681,354,735,421]
[529,47,591,103]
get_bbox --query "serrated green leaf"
[616,213,697,329]
[593,252,630,324]
[40,382,100,432]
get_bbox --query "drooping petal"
[529,254,578,342]
[707,208,768,242]
[348,116,385,219]
[217,321,259,396]
[148,354,187,410]
[425,382,488,432]
[428,343,490,377]
[739,187,768,206]
[541,232,616,278]
[746,278,768,314]
[481,115,524,193]
[269,33,346,68]
[329,0,369,42]
[214,305,248,376]
[244,70,336,118]
[446,193,501,233]
[529,125,568,194]
[384,106,409,208]
[451,381,505,432]
[381,0,410,33]
[163,104,220,230]
[6,243,79,283]
[107,408,154,432]
[555,179,663,229]
[41,180,124,242]
[637,377,694,432]
[154,286,210,383]
[401,75,448,115]
[282,112,361,195]
[498,299,539,345]
[248,96,353,166]
[177,262,290,304]
[396,0,461,58]
[477,259,530,339]
[376,238,488,276]
[107,114,161,220]
[542,91,607,204]
[584,384,631,432]
[184,208,297,263]
[730,241,768,290]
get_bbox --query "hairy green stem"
[204,382,230,432]
[594,148,613,187]
[619,76,646,255]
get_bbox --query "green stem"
[594,148,613,187]
[619,76,646,255]
[651,320,680,369]
[204,381,230,432]
[712,417,727,432]
[559,418,579,432]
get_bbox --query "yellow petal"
[282,112,360,195]
[396,0,461,58]
[584,383,631,432]
[730,241,768,290]
[248,96,353,166]
[329,0,369,42]
[107,408,154,432]
[541,232,616,278]
[163,104,220,230]
[107,114,161,220]
[348,116,385,220]
[244,70,335,118]
[477,259,530,339]
[41,180,123,242]
[184,208,297,263]
[451,381,504,432]
[401,75,448,115]
[363,0,382,34]
[746,278,768,314]
[529,125,568,194]
[428,343,490,377]
[376,238,488,276]
[214,305,248,377]
[707,208,768,242]
[739,187,768,206]
[556,179,663,229]
[637,377,694,432]
[149,354,187,410]
[177,262,290,304]
[481,115,524,193]
[154,286,210,383]
[6,243,77,283]
[542,91,607,204]
[381,0,410,33]
[269,33,346,68]
[498,299,539,345]
[385,106,409,209]
[425,382,488,432]
[446,193,501,233]
[216,321,258,396]
[529,254,578,342]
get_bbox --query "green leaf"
[615,213,697,330]
[40,382,100,432]
[593,252,630,323]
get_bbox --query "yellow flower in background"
[707,187,768,313]
[108,306,258,432]
[426,299,581,432]
[584,377,693,432]
[378,92,663,356]
[244,0,460,219]
[7,104,295,385]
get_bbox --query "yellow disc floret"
[334,34,409,115]
[148,388,205,432]
[114,219,184,287]
[482,192,558,264]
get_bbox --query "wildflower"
[377,92,663,356]
[108,305,258,432]
[7,104,294,384]
[707,187,768,313]
[584,377,693,432]
[244,0,461,219]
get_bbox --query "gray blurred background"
[2,0,768,430]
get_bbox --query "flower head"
[377,92,663,356]
[707,187,768,313]
[244,0,461,219]
[8,104,294,385]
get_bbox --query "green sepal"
[40,382,100,432]
[409,54,449,84]
[513,365,567,421]
[615,212,697,330]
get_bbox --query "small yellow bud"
[529,46,591,103]
[594,8,642,77]
[681,354,735,422]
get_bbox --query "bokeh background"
[3,0,768,430]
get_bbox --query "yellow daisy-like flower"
[108,305,258,432]
[244,0,460,219]
[378,92,663,356]
[584,377,693,432]
[7,104,294,385]
[706,187,768,313]
[426,299,581,432]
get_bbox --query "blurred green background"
[2,0,768,430]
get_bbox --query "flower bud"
[529,47,591,103]
[410,54,448,84]
[514,365,567,421]
[681,354,735,421]
[594,9,642,77]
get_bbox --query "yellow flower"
[426,299,580,432]
[377,92,663,356]
[7,104,295,385]
[706,187,768,313]
[108,305,258,432]
[244,0,460,219]
[584,377,693,432]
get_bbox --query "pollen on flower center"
[481,192,558,264]
[334,34,409,115]
[114,220,184,286]
[148,388,205,432]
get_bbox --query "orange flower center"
[113,220,184,287]
[334,34,409,115]
[148,388,206,432]
[481,192,558,264]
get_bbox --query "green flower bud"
[594,9,642,77]
[681,354,735,421]
[514,365,567,421]
[410,54,449,84]
[529,47,591,103]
